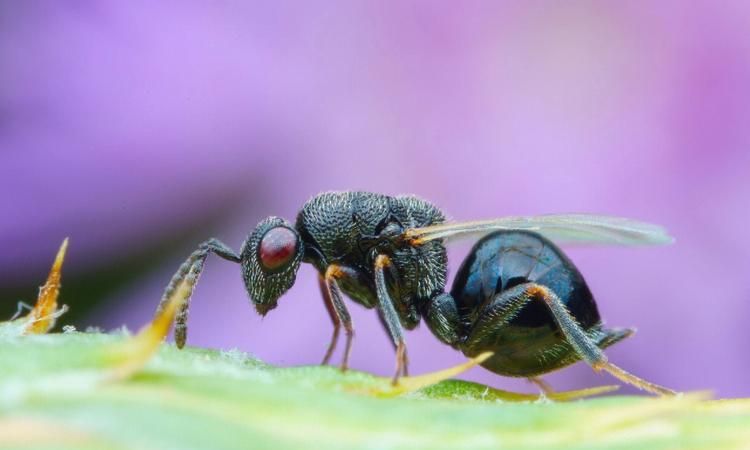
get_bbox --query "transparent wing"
[403,214,674,246]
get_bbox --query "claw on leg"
[340,326,354,372]
[391,341,409,385]
[321,325,340,366]
[597,361,676,396]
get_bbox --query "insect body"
[157,191,674,395]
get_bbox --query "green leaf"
[1,328,749,450]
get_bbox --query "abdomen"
[451,231,603,376]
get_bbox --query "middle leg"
[373,254,409,384]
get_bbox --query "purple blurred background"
[2,2,749,397]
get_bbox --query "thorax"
[296,191,449,311]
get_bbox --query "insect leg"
[318,275,340,365]
[422,292,462,346]
[516,283,675,396]
[320,265,355,370]
[373,254,409,384]
[528,377,555,395]
[155,238,240,348]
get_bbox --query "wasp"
[156,191,675,395]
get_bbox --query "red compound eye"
[259,227,297,270]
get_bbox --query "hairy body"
[296,192,447,329]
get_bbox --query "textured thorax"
[296,191,390,267]
[295,191,448,315]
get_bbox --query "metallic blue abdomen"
[451,231,603,376]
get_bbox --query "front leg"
[155,238,241,348]
[319,265,355,370]
[318,275,340,365]
[373,254,409,384]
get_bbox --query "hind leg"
[468,282,675,396]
